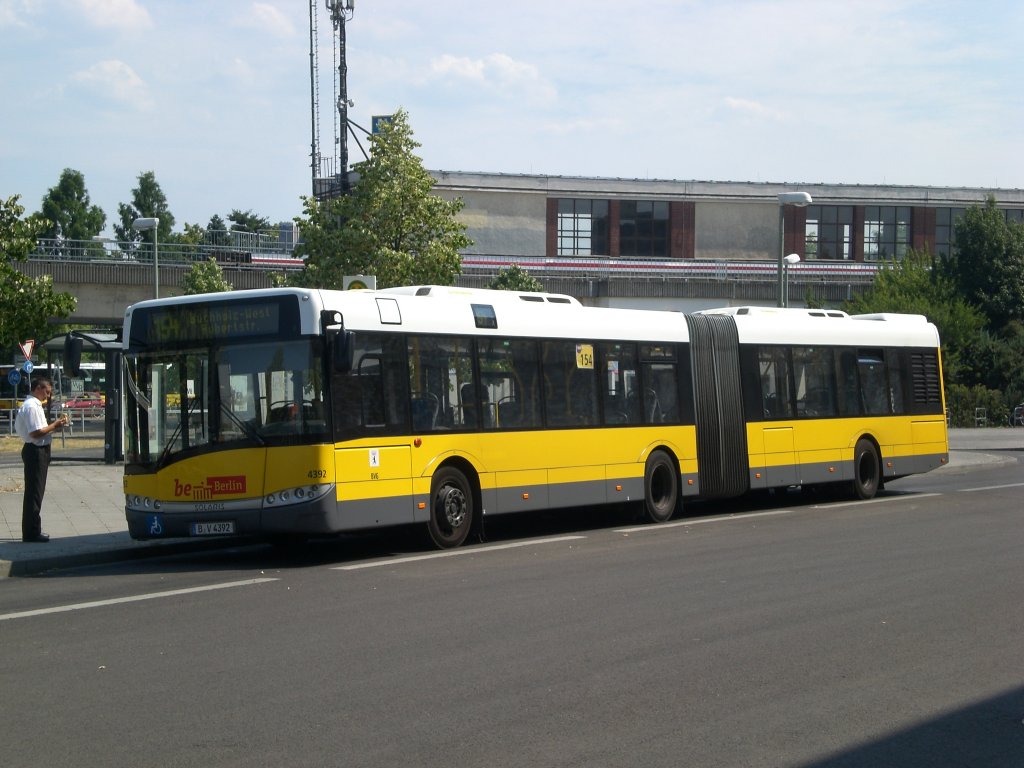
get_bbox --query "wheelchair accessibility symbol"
[148,515,164,536]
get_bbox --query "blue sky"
[2,0,1022,233]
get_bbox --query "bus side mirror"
[333,330,355,373]
[64,335,83,376]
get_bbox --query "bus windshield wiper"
[219,401,266,446]
[155,395,206,469]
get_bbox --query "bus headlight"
[263,483,334,508]
[126,495,157,511]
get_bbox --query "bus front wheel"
[851,439,881,500]
[428,467,473,549]
[643,449,679,524]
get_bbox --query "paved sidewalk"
[1,428,1021,577]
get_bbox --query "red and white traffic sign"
[19,339,35,360]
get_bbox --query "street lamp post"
[777,192,812,307]
[132,217,160,299]
[783,253,801,308]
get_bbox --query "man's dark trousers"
[22,443,50,540]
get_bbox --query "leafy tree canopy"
[38,168,105,241]
[182,257,233,295]
[206,214,230,247]
[172,222,208,246]
[0,195,77,348]
[293,108,471,289]
[487,264,544,292]
[844,248,986,386]
[228,209,274,235]
[944,195,1024,329]
[113,170,176,245]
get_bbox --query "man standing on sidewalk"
[14,376,68,543]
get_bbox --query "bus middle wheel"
[643,449,679,524]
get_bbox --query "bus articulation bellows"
[121,286,948,547]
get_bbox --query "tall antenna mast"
[310,0,355,199]
[330,0,354,194]
[308,0,321,197]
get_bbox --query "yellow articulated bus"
[121,286,948,547]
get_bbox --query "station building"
[431,171,1024,310]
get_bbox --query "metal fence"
[30,237,306,271]
[28,240,882,285]
[459,253,881,284]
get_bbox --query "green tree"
[207,214,230,246]
[944,196,1024,329]
[228,209,273,235]
[38,168,106,242]
[182,257,233,295]
[113,170,176,247]
[487,263,544,292]
[843,248,986,386]
[293,108,471,289]
[175,222,207,246]
[0,195,77,348]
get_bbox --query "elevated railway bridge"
[15,238,878,328]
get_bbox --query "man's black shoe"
[23,533,50,543]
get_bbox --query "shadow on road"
[798,685,1024,767]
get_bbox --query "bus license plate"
[191,522,235,536]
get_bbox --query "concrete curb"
[0,536,258,578]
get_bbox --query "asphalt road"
[1,456,1023,768]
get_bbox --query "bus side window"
[332,334,408,438]
[358,354,385,427]
[478,338,541,430]
[641,363,678,423]
[886,348,905,414]
[569,368,597,424]
[542,341,597,427]
[599,342,640,426]
[408,335,474,431]
[858,349,889,415]
[793,347,836,418]
[541,342,570,427]
[836,349,861,416]
[759,346,793,419]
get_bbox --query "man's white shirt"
[15,395,51,446]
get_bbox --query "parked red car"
[63,392,105,410]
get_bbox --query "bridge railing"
[460,254,881,284]
[26,241,883,284]
[29,238,306,270]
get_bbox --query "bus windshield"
[124,338,328,468]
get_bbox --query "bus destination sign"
[131,296,299,348]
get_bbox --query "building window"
[619,201,669,257]
[804,205,853,260]
[864,206,911,261]
[934,207,965,258]
[557,199,608,256]
[935,207,1024,258]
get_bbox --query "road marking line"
[0,578,279,623]
[813,492,942,510]
[958,482,1024,493]
[614,509,793,534]
[333,535,587,570]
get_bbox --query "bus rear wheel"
[428,467,473,549]
[643,449,679,523]
[851,438,881,500]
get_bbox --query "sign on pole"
[344,275,377,290]
[371,115,394,134]
[19,339,35,360]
